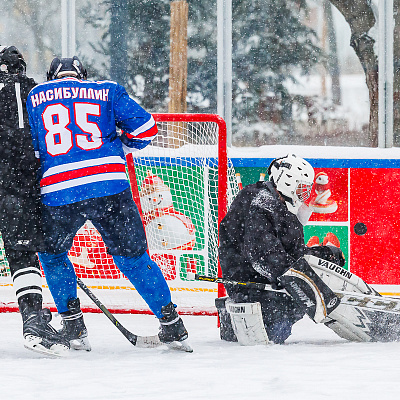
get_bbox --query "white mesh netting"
[0,115,238,315]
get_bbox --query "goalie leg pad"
[325,304,373,342]
[326,302,400,342]
[226,300,269,346]
[278,257,340,323]
[324,318,371,342]
[215,297,238,342]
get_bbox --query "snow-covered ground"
[1,312,399,400]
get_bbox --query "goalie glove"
[307,232,346,267]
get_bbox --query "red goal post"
[0,113,238,315]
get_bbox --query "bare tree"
[330,0,400,147]
[12,0,60,68]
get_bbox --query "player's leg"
[111,252,171,317]
[7,249,70,355]
[0,194,45,317]
[0,194,69,355]
[89,189,190,345]
[38,251,91,351]
[112,252,188,344]
[39,202,91,350]
[258,292,305,344]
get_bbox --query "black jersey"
[0,72,44,256]
[219,181,307,285]
[219,180,341,285]
[0,72,38,194]
[0,72,35,131]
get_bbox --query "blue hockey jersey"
[27,77,157,206]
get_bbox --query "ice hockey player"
[0,46,69,355]
[26,56,191,352]
[218,154,345,345]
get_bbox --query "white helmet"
[268,154,314,214]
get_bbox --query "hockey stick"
[76,277,162,348]
[194,274,400,315]
[194,274,281,292]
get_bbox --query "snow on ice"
[0,312,399,400]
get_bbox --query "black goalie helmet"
[47,56,87,81]
[0,46,26,74]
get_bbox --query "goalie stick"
[194,274,400,315]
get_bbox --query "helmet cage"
[295,181,313,202]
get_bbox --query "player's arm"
[244,197,296,283]
[113,84,158,152]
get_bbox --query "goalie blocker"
[278,257,340,323]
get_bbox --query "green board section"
[179,254,206,281]
[0,237,9,276]
[135,165,206,251]
[235,166,269,187]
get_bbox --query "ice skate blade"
[24,335,69,358]
[70,337,92,351]
[166,339,193,353]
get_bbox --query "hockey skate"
[159,302,193,352]
[23,308,70,357]
[60,298,91,351]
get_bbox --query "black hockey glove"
[325,245,346,267]
[308,245,345,267]
[306,232,345,267]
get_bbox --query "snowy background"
[0,2,397,398]
[1,312,399,400]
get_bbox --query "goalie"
[218,154,345,345]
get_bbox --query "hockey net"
[0,114,238,315]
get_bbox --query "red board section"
[350,169,400,284]
[309,168,348,222]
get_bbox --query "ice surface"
[1,312,399,400]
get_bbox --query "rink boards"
[231,145,400,294]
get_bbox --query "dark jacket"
[219,180,336,286]
[0,72,44,254]
[219,180,308,285]
[0,72,38,193]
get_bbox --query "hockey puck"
[353,222,367,236]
